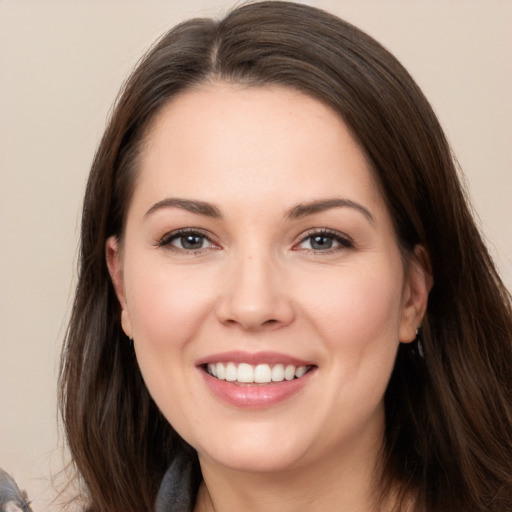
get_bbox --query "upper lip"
[195,351,314,367]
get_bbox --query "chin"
[190,420,322,474]
[199,444,307,474]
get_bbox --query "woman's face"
[107,84,429,475]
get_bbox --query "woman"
[59,2,512,511]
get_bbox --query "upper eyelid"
[296,228,353,243]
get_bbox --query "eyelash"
[157,228,354,255]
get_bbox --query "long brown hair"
[59,2,512,511]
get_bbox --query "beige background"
[1,1,511,509]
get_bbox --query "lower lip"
[200,368,315,409]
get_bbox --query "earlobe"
[399,245,433,343]
[106,236,133,339]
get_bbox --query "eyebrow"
[144,196,374,223]
[285,198,374,223]
[145,198,222,219]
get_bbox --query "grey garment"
[155,454,196,512]
[0,469,33,512]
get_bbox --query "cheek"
[124,259,215,348]
[122,259,217,430]
[301,262,404,338]
[298,259,404,393]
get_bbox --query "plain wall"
[1,1,510,509]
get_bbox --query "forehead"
[133,83,386,218]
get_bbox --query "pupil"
[311,235,332,250]
[182,235,203,249]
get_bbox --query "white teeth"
[271,364,285,382]
[295,365,307,378]
[209,363,217,377]
[254,364,272,383]
[284,365,295,381]
[237,363,254,383]
[206,362,310,384]
[216,362,225,379]
[225,362,237,381]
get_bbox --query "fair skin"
[107,83,430,512]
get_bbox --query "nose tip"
[219,304,288,332]
[215,259,295,331]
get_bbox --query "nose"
[215,251,295,332]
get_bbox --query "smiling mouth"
[204,362,315,384]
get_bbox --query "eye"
[294,230,353,252]
[158,229,219,253]
[174,233,208,250]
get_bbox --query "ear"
[106,236,133,339]
[399,245,433,343]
